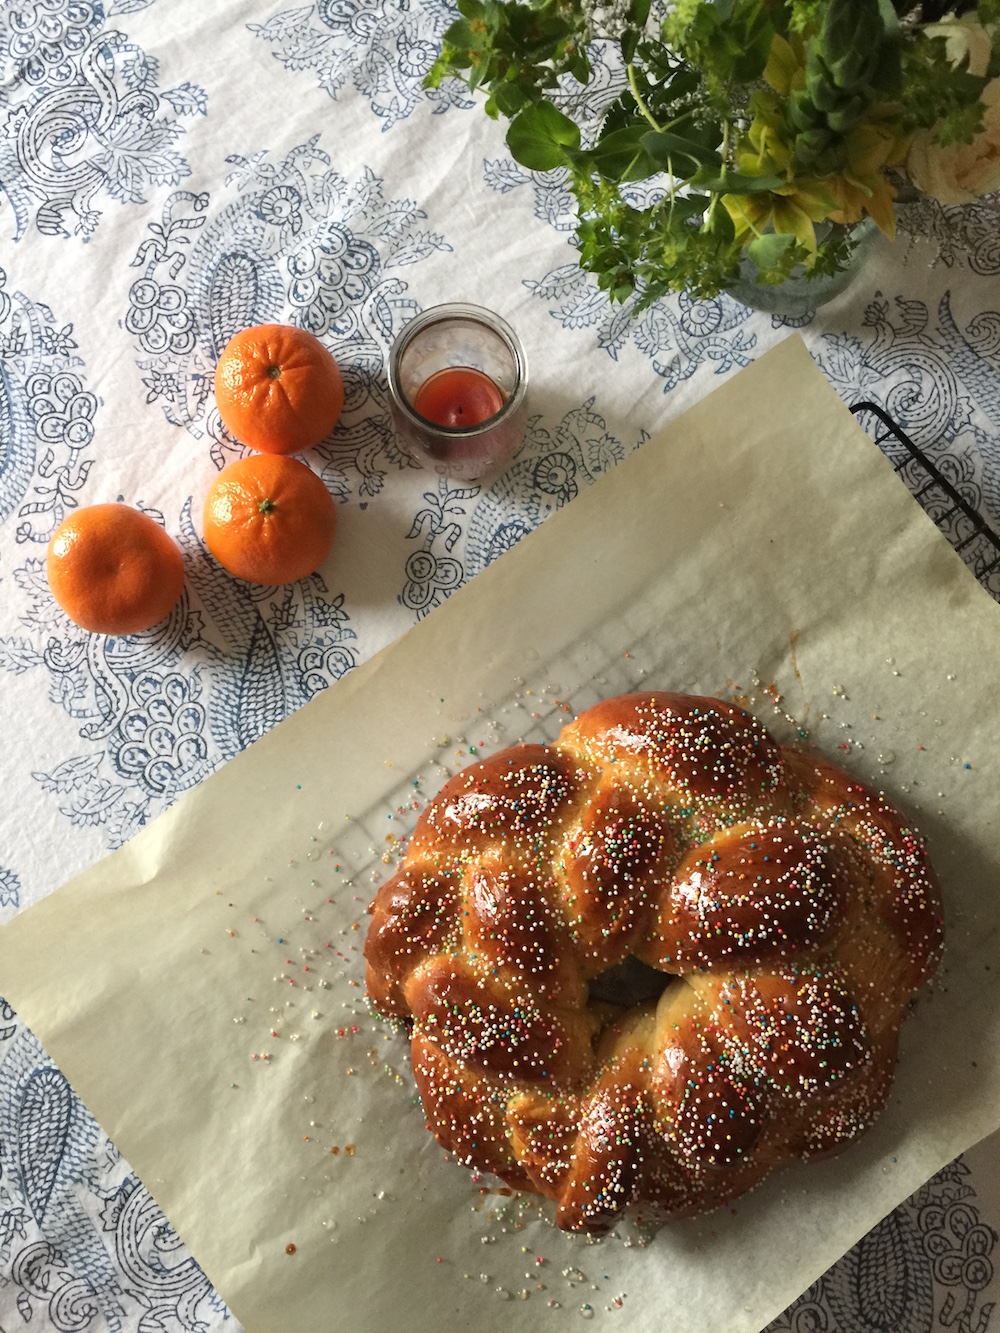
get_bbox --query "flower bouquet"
[427,0,1000,305]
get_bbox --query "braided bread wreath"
[364,692,944,1234]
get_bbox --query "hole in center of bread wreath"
[363,691,945,1234]
[588,955,672,1007]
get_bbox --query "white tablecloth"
[1,1,999,1328]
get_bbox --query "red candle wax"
[413,366,504,428]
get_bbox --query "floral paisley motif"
[533,450,579,505]
[0,1016,228,1330]
[769,1158,997,1333]
[399,547,463,615]
[248,0,472,129]
[0,4,206,239]
[459,400,635,582]
[107,672,210,798]
[4,0,96,87]
[0,290,94,542]
[256,184,303,233]
[125,277,197,356]
[0,867,20,912]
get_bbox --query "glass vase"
[726,218,881,319]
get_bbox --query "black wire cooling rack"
[851,400,1000,601]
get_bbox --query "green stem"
[661,108,698,132]
[627,63,661,132]
[662,155,679,230]
[705,115,731,229]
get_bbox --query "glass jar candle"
[387,303,528,481]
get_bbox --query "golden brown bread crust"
[364,692,944,1233]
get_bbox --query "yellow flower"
[735,114,790,178]
[763,32,807,96]
[723,179,837,261]
[906,77,1000,205]
[828,175,897,237]
[827,116,907,238]
[724,32,912,255]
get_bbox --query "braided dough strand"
[364,693,944,1233]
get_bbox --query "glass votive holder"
[387,303,528,481]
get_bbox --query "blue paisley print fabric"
[0,0,206,240]
[1,0,1000,1329]
[248,0,472,128]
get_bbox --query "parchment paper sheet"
[2,336,1000,1333]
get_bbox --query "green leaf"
[489,81,529,116]
[825,95,866,134]
[703,203,735,244]
[689,166,784,192]
[668,68,704,100]
[640,130,722,171]
[665,192,711,220]
[569,51,590,83]
[442,16,490,51]
[747,231,796,268]
[936,97,987,145]
[467,57,489,94]
[506,101,581,171]
[822,0,882,84]
[588,125,661,181]
[871,38,902,97]
[423,52,450,89]
[730,8,778,83]
[504,5,574,60]
[677,115,724,153]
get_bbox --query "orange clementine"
[214,323,345,454]
[46,503,185,635]
[202,454,337,585]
